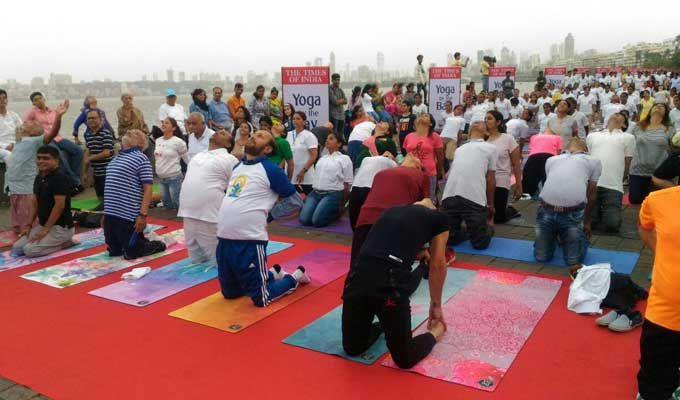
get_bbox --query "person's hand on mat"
[18,227,30,238]
[513,184,523,200]
[428,319,447,342]
[29,228,49,243]
[134,215,147,233]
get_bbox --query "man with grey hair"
[103,129,165,260]
[185,112,215,162]
[441,121,497,250]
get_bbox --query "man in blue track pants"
[216,130,311,307]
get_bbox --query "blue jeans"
[299,190,343,227]
[482,76,489,93]
[50,139,83,186]
[534,205,588,266]
[270,192,304,220]
[160,175,183,209]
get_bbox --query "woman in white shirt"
[287,111,318,194]
[154,117,188,209]
[538,102,556,133]
[347,146,397,229]
[299,132,353,227]
[361,84,379,122]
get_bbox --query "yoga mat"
[283,268,477,365]
[89,241,293,307]
[0,224,164,273]
[71,197,101,211]
[169,248,349,333]
[453,237,638,275]
[278,215,353,235]
[21,230,185,289]
[383,269,562,392]
[0,230,18,247]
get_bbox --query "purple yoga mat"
[277,215,352,235]
[382,270,561,392]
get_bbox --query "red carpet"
[0,231,642,400]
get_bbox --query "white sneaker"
[291,266,311,284]
[269,264,285,280]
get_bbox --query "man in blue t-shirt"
[216,130,311,307]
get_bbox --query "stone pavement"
[0,189,650,399]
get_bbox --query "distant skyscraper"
[178,71,186,82]
[376,52,385,80]
[344,63,350,80]
[314,57,323,66]
[477,50,485,65]
[446,52,454,66]
[141,74,147,81]
[500,47,511,65]
[152,73,158,81]
[564,33,575,59]
[329,52,336,73]
[166,68,174,83]
[30,76,45,88]
[550,44,560,60]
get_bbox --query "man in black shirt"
[342,199,449,369]
[11,145,74,257]
[652,149,680,189]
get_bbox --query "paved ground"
[0,188,649,400]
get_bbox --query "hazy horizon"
[2,0,678,83]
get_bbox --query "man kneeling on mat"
[216,130,311,307]
[342,199,449,369]
[12,146,75,257]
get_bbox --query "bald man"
[185,112,215,162]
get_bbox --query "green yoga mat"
[71,198,100,211]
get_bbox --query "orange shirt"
[227,96,245,120]
[639,186,680,332]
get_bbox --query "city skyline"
[1,0,678,83]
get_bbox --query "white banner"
[545,67,567,88]
[281,66,330,129]
[428,67,462,114]
[489,66,516,94]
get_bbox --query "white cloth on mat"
[567,263,613,314]
[122,267,152,281]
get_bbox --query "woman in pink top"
[403,114,444,203]
[521,127,564,198]
[486,110,522,223]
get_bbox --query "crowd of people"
[0,58,679,399]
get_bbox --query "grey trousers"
[183,217,217,264]
[592,186,623,233]
[12,224,74,258]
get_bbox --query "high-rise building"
[166,68,174,83]
[376,52,385,81]
[550,44,560,60]
[178,71,186,82]
[476,50,485,65]
[49,73,72,86]
[564,33,575,59]
[313,57,323,66]
[30,77,45,88]
[500,47,511,65]
[329,52,336,73]
[152,73,158,81]
[141,74,147,81]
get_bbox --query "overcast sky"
[2,0,678,83]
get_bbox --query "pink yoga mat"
[383,270,561,392]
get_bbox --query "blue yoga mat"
[282,268,476,365]
[453,237,638,275]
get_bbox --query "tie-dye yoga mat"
[278,215,353,235]
[0,225,164,273]
[169,249,349,333]
[89,241,293,307]
[382,270,562,392]
[283,268,477,364]
[21,230,185,289]
[0,230,18,247]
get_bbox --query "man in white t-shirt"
[440,105,466,162]
[495,92,512,121]
[178,130,236,263]
[157,89,187,135]
[669,95,680,131]
[586,113,635,233]
[601,94,625,128]
[536,89,553,110]
[508,97,524,120]
[216,130,311,307]
[566,97,590,138]
[185,112,215,162]
[470,93,491,123]
[577,87,597,120]
[506,109,531,152]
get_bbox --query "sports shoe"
[269,264,285,280]
[291,266,311,284]
[608,311,643,332]
[595,310,620,327]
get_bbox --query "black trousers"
[342,262,434,369]
[494,187,510,224]
[442,196,493,249]
[348,187,371,231]
[296,184,313,195]
[103,215,166,259]
[638,319,680,400]
[350,224,372,267]
[522,153,552,197]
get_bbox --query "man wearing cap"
[158,89,187,135]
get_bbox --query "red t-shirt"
[356,167,430,227]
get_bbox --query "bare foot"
[428,320,447,341]
[568,264,583,277]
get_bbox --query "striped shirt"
[84,128,114,177]
[104,148,153,222]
